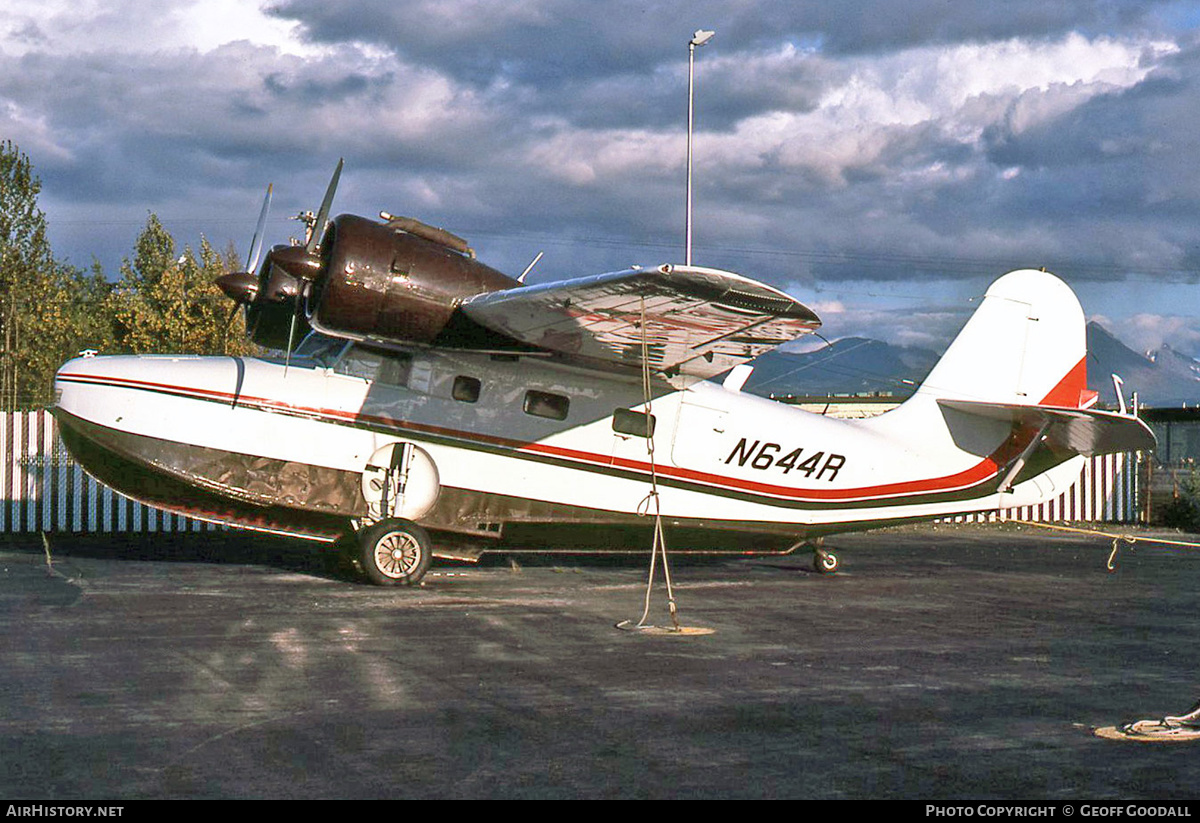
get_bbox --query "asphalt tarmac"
[1,524,1198,800]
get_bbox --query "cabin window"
[453,375,482,403]
[613,408,656,438]
[334,345,413,385]
[523,390,569,420]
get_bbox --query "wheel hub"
[374,532,420,577]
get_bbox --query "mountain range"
[740,322,1200,408]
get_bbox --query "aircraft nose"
[53,351,104,413]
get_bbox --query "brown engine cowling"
[307,214,519,345]
[217,162,526,352]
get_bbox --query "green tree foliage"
[108,214,251,356]
[1162,471,1200,534]
[0,140,111,409]
[0,141,255,409]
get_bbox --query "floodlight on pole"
[685,29,714,267]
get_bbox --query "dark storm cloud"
[262,69,390,104]
[267,0,1179,80]
[963,38,1200,274]
[5,0,1200,355]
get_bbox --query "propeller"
[214,161,344,358]
[272,158,343,284]
[282,159,343,369]
[216,183,273,309]
[309,158,342,255]
[217,182,273,343]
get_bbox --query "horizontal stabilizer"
[461,264,820,379]
[938,399,1156,456]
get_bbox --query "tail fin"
[866,269,1153,460]
[913,269,1092,408]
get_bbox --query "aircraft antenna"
[517,251,544,284]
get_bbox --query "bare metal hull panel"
[52,407,825,553]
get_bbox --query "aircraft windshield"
[333,344,413,386]
[291,333,346,367]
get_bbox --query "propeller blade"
[283,287,304,375]
[306,158,343,254]
[246,183,273,274]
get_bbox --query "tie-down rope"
[630,295,680,632]
[999,517,1200,571]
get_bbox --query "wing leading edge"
[460,264,821,379]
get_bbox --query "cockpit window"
[292,333,347,367]
[333,345,413,385]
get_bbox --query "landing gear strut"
[356,518,432,586]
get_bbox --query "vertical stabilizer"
[913,269,1089,408]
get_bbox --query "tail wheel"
[358,518,432,586]
[814,550,839,574]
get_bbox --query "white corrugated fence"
[3,410,217,533]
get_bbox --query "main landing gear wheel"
[358,518,432,586]
[813,550,839,574]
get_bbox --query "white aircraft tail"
[912,268,1091,409]
[864,269,1152,473]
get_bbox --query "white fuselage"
[52,336,1080,545]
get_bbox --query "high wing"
[459,264,821,379]
[938,399,1156,456]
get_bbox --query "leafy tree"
[109,214,252,356]
[0,140,104,409]
[0,142,253,409]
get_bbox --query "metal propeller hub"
[267,245,324,283]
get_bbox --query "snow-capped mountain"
[739,323,1200,407]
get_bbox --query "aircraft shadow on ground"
[1,531,822,585]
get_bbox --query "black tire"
[358,518,432,586]
[814,551,839,574]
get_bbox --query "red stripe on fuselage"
[57,368,1043,506]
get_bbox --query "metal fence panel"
[6,410,220,534]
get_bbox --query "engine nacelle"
[308,214,518,344]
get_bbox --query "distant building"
[1141,407,1200,524]
[1143,407,1200,467]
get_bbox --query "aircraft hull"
[50,400,819,553]
[50,338,1088,555]
[54,401,1026,556]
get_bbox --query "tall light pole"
[685,29,714,267]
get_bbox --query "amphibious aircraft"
[52,162,1155,585]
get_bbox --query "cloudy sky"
[2,0,1199,361]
